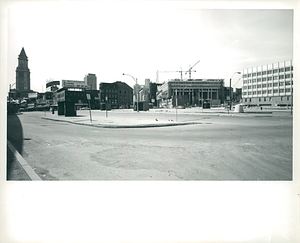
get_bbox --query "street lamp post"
[229,72,241,112]
[123,73,139,112]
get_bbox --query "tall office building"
[241,60,293,106]
[84,73,97,90]
[16,48,31,93]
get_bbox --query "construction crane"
[185,60,200,79]
[156,70,184,83]
[156,63,198,83]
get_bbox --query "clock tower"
[16,48,31,93]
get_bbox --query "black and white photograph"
[1,0,299,242]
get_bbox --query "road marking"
[7,140,42,181]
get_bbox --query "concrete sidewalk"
[41,110,203,128]
[40,107,275,128]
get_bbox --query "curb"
[7,140,42,181]
[41,116,203,128]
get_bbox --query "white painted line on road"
[7,140,42,181]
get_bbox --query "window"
[248,86,252,89]
[273,83,278,87]
[280,89,284,93]
[262,90,267,94]
[257,72,262,76]
[253,91,256,95]
[285,67,291,72]
[285,74,290,79]
[258,91,261,94]
[267,70,272,74]
[257,78,262,82]
[252,73,257,77]
[262,84,267,88]
[248,74,251,77]
[279,82,284,86]
[273,90,278,93]
[268,77,272,81]
[268,83,272,87]
[249,98,252,102]
[242,74,247,78]
[286,88,291,92]
[287,96,289,100]
[273,76,278,80]
[253,79,257,83]
[279,68,284,73]
[253,85,256,89]
[259,98,261,101]
[279,75,284,79]
[248,80,251,83]
[269,97,272,101]
[243,80,247,84]
[273,69,278,73]
[262,71,267,75]
[268,90,272,94]
[257,84,261,88]
[264,97,266,101]
[285,81,291,85]
[243,86,247,90]
[245,99,247,102]
[248,91,252,95]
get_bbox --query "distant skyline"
[3,1,294,92]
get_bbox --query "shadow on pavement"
[6,113,29,180]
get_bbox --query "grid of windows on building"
[241,60,293,107]
[99,81,133,109]
[156,79,225,108]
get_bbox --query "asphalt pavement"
[7,106,291,180]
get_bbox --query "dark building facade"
[99,81,133,109]
[55,87,100,116]
[234,88,242,103]
[16,48,31,97]
[149,82,162,107]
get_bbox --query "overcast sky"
[4,1,294,92]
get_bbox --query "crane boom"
[156,70,183,83]
[185,60,200,78]
[156,64,197,83]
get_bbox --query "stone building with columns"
[156,79,225,108]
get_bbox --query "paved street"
[7,109,293,180]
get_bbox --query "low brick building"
[99,81,133,109]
